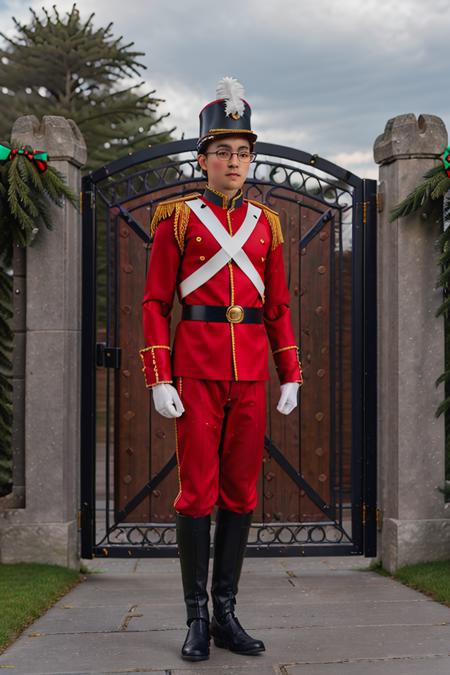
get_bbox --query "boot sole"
[181,652,210,661]
[213,637,265,654]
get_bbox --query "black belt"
[181,304,263,324]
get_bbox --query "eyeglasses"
[204,149,256,163]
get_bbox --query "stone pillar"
[0,116,87,568]
[374,113,450,572]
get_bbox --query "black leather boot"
[210,508,265,655]
[176,512,211,661]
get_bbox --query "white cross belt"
[179,199,265,300]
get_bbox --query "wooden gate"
[80,139,377,557]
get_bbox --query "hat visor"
[197,129,257,151]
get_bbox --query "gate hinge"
[81,190,95,212]
[376,191,383,212]
[362,201,368,226]
[80,190,95,212]
[362,503,382,529]
[96,342,121,369]
[376,507,382,531]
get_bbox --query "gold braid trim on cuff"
[139,345,171,352]
[139,345,172,388]
[246,199,284,250]
[272,345,298,355]
[146,380,173,389]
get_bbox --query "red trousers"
[173,376,266,517]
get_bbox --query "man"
[139,76,303,662]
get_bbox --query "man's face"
[197,136,252,194]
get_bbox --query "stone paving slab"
[0,556,449,674]
[279,655,450,675]
[24,594,450,636]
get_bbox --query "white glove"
[151,383,185,418]
[277,382,300,415]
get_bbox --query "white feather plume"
[216,76,245,117]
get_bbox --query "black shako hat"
[197,76,258,152]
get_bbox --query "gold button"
[261,256,265,262]
[199,255,205,261]
[260,238,265,244]
[196,236,202,242]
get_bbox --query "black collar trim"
[203,185,244,209]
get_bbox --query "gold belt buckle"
[226,304,245,323]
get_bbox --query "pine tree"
[0,3,176,172]
[0,4,176,495]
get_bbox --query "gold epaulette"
[246,199,284,250]
[150,192,201,252]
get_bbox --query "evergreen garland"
[389,165,450,221]
[0,141,77,495]
[388,160,450,499]
[0,267,12,496]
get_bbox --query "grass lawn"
[369,559,450,606]
[0,562,84,653]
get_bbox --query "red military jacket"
[139,185,303,387]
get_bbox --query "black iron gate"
[80,139,377,558]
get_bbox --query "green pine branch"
[0,141,78,496]
[388,165,450,222]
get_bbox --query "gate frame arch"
[80,137,378,559]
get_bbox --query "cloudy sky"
[1,0,449,179]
